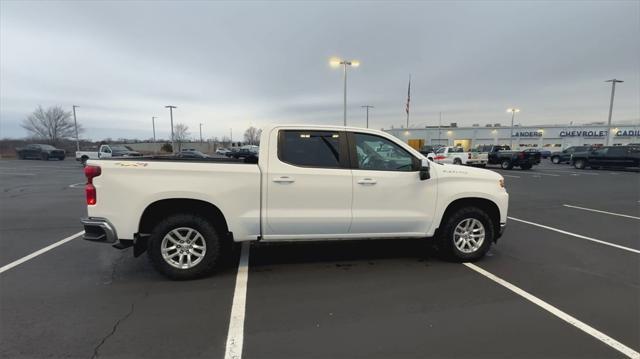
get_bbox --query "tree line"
[20,105,262,148]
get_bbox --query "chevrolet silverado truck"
[81,125,508,280]
[433,146,488,166]
[76,144,142,165]
[477,145,537,170]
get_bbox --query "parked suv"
[16,144,66,160]
[571,146,640,170]
[550,146,593,164]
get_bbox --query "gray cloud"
[1,0,638,140]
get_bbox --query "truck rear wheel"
[574,159,586,169]
[436,206,494,261]
[551,156,560,164]
[148,214,221,280]
[453,158,462,165]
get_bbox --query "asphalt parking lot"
[1,158,638,358]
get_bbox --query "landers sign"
[559,130,607,137]
[512,130,543,137]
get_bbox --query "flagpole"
[406,74,411,128]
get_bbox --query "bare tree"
[243,126,262,145]
[21,105,82,145]
[173,123,190,151]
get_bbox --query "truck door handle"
[273,176,295,183]
[357,178,377,185]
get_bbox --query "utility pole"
[152,116,158,143]
[72,105,80,151]
[165,105,177,153]
[199,123,203,143]
[230,128,233,146]
[507,108,520,149]
[605,79,623,146]
[438,111,442,145]
[361,105,374,128]
[406,75,411,129]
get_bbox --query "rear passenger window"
[279,130,342,168]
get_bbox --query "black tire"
[520,164,532,170]
[147,214,222,280]
[81,156,89,166]
[551,156,560,164]
[500,159,513,170]
[574,159,586,169]
[453,158,462,165]
[17,153,24,160]
[41,153,49,161]
[59,156,66,161]
[436,206,494,261]
[590,165,601,170]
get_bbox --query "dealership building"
[384,123,640,151]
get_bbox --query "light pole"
[605,79,623,146]
[151,116,158,143]
[330,57,360,126]
[361,105,374,128]
[72,105,80,151]
[230,128,233,145]
[165,106,177,153]
[507,108,520,149]
[199,123,203,143]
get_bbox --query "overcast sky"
[1,0,639,141]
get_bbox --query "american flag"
[405,76,411,115]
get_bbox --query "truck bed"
[86,158,262,241]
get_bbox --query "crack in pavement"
[90,302,135,359]
[90,290,150,359]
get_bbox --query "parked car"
[16,144,66,160]
[550,146,594,164]
[176,150,210,159]
[76,144,142,165]
[229,146,259,160]
[81,124,509,280]
[433,146,488,166]
[571,146,640,170]
[216,148,231,155]
[477,145,537,170]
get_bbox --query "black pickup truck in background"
[571,146,640,170]
[477,145,538,170]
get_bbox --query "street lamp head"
[506,108,520,113]
[329,57,342,67]
[165,105,177,109]
[350,60,360,67]
[605,79,624,83]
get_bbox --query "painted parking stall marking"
[224,242,250,359]
[0,231,85,274]
[464,263,640,359]
[508,217,640,254]
[563,204,640,220]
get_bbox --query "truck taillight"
[468,153,471,159]
[84,165,101,205]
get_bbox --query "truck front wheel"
[148,214,221,280]
[436,207,494,261]
[500,159,513,170]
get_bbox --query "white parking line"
[563,204,640,220]
[68,182,85,188]
[538,169,599,176]
[0,231,84,274]
[224,242,250,359]
[0,172,36,176]
[501,174,521,178]
[464,263,640,359]
[507,217,639,254]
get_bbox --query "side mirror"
[420,158,430,180]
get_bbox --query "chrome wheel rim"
[161,227,206,269]
[453,218,485,253]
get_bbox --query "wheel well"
[138,199,230,240]
[440,198,501,237]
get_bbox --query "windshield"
[110,145,133,151]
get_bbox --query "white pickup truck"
[76,144,142,165]
[81,125,508,279]
[434,146,488,166]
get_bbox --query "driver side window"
[353,133,416,171]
